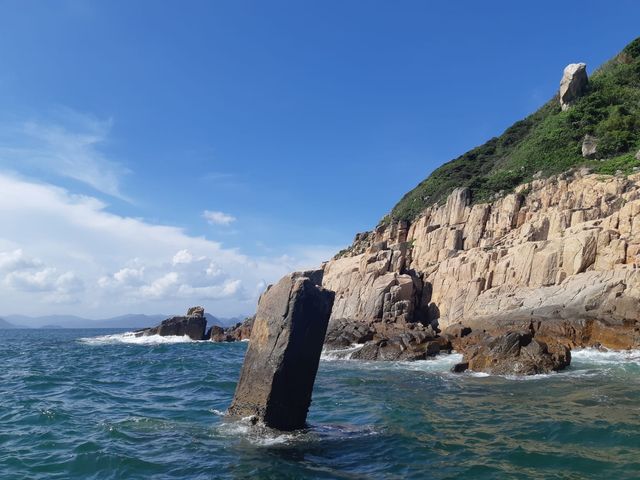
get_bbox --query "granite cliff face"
[323,169,640,350]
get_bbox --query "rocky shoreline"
[135,306,253,342]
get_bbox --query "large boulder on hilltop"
[453,331,571,375]
[582,134,598,158]
[135,306,207,340]
[227,271,334,431]
[560,63,588,110]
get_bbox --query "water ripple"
[1,330,639,479]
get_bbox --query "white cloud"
[5,268,83,304]
[0,111,129,199]
[0,173,338,317]
[139,272,180,299]
[203,210,236,226]
[0,249,43,271]
[172,249,194,265]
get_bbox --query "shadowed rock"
[135,306,207,340]
[452,331,571,375]
[227,271,334,431]
[208,316,254,342]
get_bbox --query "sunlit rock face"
[559,63,588,110]
[323,170,640,350]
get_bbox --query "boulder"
[207,325,232,342]
[581,134,598,158]
[453,331,571,375]
[187,306,205,317]
[324,318,374,349]
[350,330,445,361]
[135,307,207,340]
[208,316,254,342]
[227,272,334,431]
[559,63,588,110]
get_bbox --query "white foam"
[216,417,378,447]
[571,348,640,366]
[216,418,300,446]
[322,347,464,374]
[571,348,640,367]
[321,344,365,360]
[80,331,200,345]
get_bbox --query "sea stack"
[227,271,334,431]
[135,306,207,340]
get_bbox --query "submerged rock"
[453,331,571,375]
[136,306,207,340]
[227,271,334,431]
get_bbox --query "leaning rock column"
[226,271,335,431]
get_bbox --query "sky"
[0,0,638,318]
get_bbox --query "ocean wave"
[571,347,640,366]
[322,347,464,373]
[321,344,366,360]
[79,332,201,345]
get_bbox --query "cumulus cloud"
[0,173,337,317]
[172,249,194,265]
[203,210,236,226]
[0,249,43,271]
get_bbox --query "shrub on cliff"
[391,37,640,222]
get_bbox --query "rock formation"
[321,169,640,352]
[208,316,254,342]
[581,134,598,158]
[559,63,588,110]
[136,306,207,340]
[227,271,334,430]
[452,330,571,375]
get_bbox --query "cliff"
[316,38,640,353]
[324,169,640,349]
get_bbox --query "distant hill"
[2,313,249,329]
[0,317,18,329]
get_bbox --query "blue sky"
[0,0,638,317]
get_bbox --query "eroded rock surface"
[453,330,571,375]
[560,63,588,110]
[136,306,207,340]
[208,316,254,342]
[323,170,640,352]
[227,272,334,431]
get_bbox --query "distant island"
[0,313,247,329]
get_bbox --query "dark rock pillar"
[227,271,334,431]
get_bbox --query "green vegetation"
[390,37,640,222]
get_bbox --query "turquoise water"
[1,329,639,479]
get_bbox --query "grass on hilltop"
[390,37,640,222]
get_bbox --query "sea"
[1,328,639,479]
